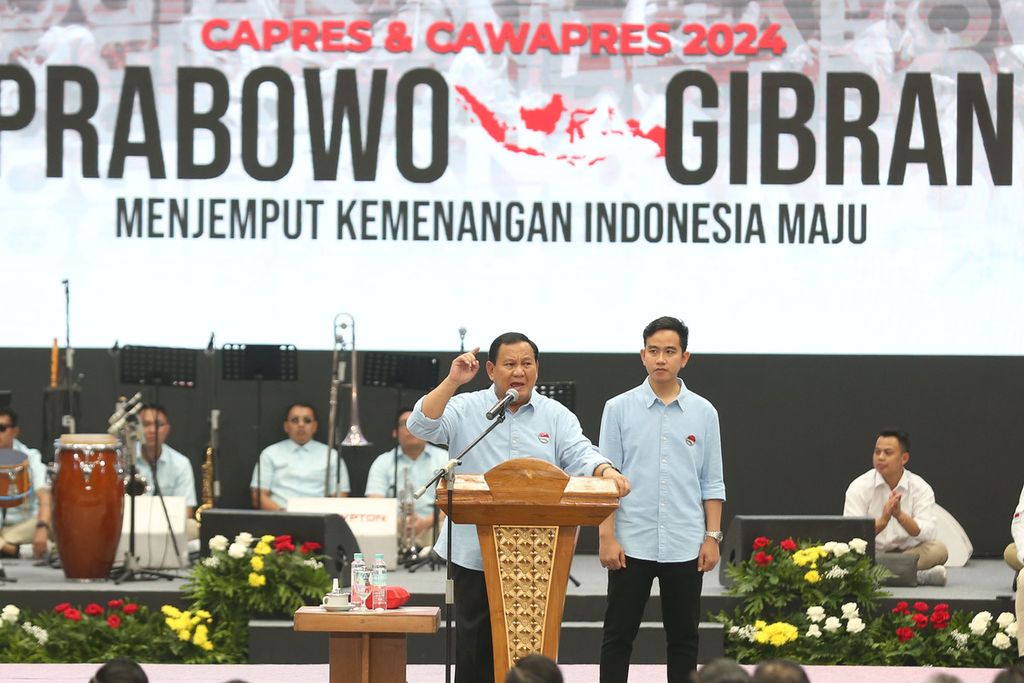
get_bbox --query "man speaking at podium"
[407,332,631,683]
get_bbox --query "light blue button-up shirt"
[3,439,49,526]
[600,378,725,563]
[407,386,610,571]
[249,439,351,509]
[364,444,449,517]
[133,443,198,508]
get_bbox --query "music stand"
[536,381,576,411]
[362,353,440,570]
[222,344,299,508]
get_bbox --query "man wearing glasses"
[250,403,351,510]
[0,408,51,558]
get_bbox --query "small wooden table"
[293,605,440,683]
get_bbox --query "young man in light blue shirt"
[407,332,631,683]
[598,316,726,683]
[137,404,199,539]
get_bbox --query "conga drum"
[51,434,125,580]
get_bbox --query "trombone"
[325,313,370,496]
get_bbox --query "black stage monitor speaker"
[200,509,360,585]
[719,515,875,586]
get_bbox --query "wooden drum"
[51,434,125,580]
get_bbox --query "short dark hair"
[878,429,910,453]
[643,316,689,351]
[695,657,751,683]
[92,657,148,683]
[505,653,563,683]
[0,408,17,427]
[284,402,318,422]
[751,659,809,683]
[488,333,539,364]
[140,403,169,422]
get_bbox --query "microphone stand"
[414,407,508,683]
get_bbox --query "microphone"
[486,388,519,420]
[205,333,216,357]
[458,327,467,353]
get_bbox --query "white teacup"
[322,592,350,609]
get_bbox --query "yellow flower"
[248,572,267,587]
[196,610,211,620]
[756,622,799,647]
[193,624,209,646]
[261,534,275,543]
[754,620,767,630]
[804,570,821,584]
[250,556,265,571]
[178,628,192,641]
[161,605,181,618]
[253,542,272,556]
[200,641,214,651]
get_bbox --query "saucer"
[322,603,354,612]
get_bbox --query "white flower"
[227,542,248,559]
[849,538,868,554]
[832,542,850,558]
[303,558,323,570]
[822,541,838,554]
[846,617,865,634]
[202,556,220,568]
[993,632,1011,650]
[950,630,969,650]
[823,616,842,633]
[969,612,992,636]
[1005,621,1018,638]
[734,625,757,642]
[824,566,849,580]
[21,622,47,646]
[841,602,860,620]
[208,535,229,552]
[996,612,1015,629]
[1,604,19,624]
[806,606,826,623]
[234,532,255,547]
[729,626,740,635]
[805,624,822,639]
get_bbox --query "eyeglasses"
[0,424,14,433]
[288,417,314,424]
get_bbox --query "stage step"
[248,619,724,665]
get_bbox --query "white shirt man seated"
[0,408,51,558]
[843,429,948,586]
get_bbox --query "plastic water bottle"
[371,553,388,612]
[350,553,369,611]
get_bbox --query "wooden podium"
[438,458,619,681]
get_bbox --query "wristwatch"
[704,530,724,543]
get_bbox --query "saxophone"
[398,468,418,562]
[196,409,219,522]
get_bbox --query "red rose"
[123,603,139,615]
[54,602,71,613]
[107,599,124,610]
[896,626,915,642]
[274,534,293,545]
[275,540,296,553]
[85,603,104,617]
[300,541,322,554]
[779,538,798,552]
[754,551,774,566]
[891,602,910,615]
[933,603,949,614]
[912,613,929,629]
[752,536,772,550]
[913,601,929,613]
[930,611,950,630]
[64,608,82,621]
[107,615,121,629]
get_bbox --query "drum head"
[0,448,28,466]
[58,434,119,447]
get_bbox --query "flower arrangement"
[717,536,1019,667]
[0,529,331,664]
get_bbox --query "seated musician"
[137,404,200,540]
[250,403,351,511]
[0,408,52,559]
[364,408,448,550]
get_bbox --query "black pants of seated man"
[599,557,703,683]
[453,563,495,683]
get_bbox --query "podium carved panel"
[494,525,558,663]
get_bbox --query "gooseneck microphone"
[486,388,519,420]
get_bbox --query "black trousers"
[599,556,703,683]
[452,563,494,683]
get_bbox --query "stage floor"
[0,554,1017,603]
[0,663,1008,683]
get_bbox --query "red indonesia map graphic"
[454,86,665,167]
